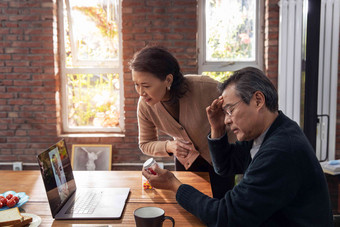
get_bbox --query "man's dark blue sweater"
[176,111,333,226]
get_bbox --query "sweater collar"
[262,110,286,144]
[250,127,269,159]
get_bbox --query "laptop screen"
[37,139,76,217]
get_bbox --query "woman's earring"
[167,86,171,91]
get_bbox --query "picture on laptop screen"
[37,140,76,217]
[49,147,69,200]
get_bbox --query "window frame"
[198,0,264,73]
[58,0,124,133]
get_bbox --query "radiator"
[316,0,340,161]
[278,0,340,161]
[278,0,304,124]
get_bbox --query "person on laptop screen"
[50,152,69,201]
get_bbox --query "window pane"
[67,73,120,128]
[65,0,119,67]
[205,0,256,62]
[60,0,122,132]
[202,71,233,82]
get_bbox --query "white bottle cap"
[143,158,156,169]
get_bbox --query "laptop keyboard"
[66,191,102,214]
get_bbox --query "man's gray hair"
[218,67,278,112]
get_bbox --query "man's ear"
[254,91,265,108]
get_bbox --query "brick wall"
[0,0,58,166]
[1,0,339,170]
[264,0,279,88]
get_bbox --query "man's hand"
[166,140,192,158]
[206,96,226,138]
[142,165,182,193]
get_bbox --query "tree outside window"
[199,0,262,80]
[206,0,256,62]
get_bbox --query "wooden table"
[0,171,212,226]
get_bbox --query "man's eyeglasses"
[222,100,242,116]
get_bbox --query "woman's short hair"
[218,67,278,112]
[129,45,189,103]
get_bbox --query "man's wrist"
[171,180,182,193]
[169,174,182,192]
[210,127,226,139]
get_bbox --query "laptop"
[36,139,130,219]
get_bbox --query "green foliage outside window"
[72,5,119,61]
[203,71,233,83]
[67,73,120,128]
[206,0,255,62]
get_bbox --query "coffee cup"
[134,206,175,227]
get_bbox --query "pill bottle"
[143,158,158,174]
[142,158,157,189]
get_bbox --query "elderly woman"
[129,45,235,198]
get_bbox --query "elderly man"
[142,67,333,226]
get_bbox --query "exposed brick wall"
[264,0,279,88]
[2,0,339,170]
[122,0,198,75]
[0,0,59,165]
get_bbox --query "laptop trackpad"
[56,188,130,219]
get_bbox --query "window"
[59,0,123,133]
[198,0,263,74]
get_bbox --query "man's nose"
[224,115,232,125]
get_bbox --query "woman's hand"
[166,140,192,158]
[142,165,182,192]
[206,96,226,138]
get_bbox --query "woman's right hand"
[166,140,192,158]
